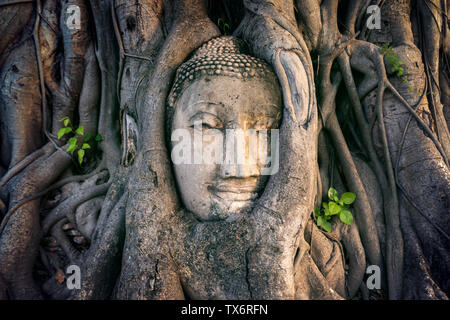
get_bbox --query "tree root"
[50,219,80,263]
[318,66,383,274]
[385,82,448,165]
[0,167,107,236]
[0,0,33,7]
[42,178,111,235]
[395,106,450,241]
[0,144,50,189]
[294,238,345,300]
[73,185,128,299]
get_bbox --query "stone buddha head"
[167,36,282,222]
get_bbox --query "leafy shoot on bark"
[217,18,230,35]
[381,43,422,96]
[314,188,356,232]
[57,116,102,166]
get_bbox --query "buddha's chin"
[197,195,255,222]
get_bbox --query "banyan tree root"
[0,0,97,299]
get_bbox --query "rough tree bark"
[0,0,448,300]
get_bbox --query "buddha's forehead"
[177,75,282,117]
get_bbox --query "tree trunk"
[0,0,448,300]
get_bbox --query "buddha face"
[171,75,282,221]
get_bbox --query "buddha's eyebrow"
[183,101,224,112]
[186,101,279,111]
[259,104,281,112]
[188,111,222,123]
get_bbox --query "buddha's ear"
[273,49,312,126]
[235,5,315,128]
[120,110,139,167]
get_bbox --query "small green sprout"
[57,116,102,166]
[314,188,356,232]
[381,43,423,97]
[217,18,230,36]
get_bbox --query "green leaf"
[341,192,356,204]
[339,209,353,225]
[84,133,92,142]
[75,126,84,136]
[319,216,332,232]
[314,207,320,217]
[58,116,71,127]
[95,134,102,142]
[68,137,77,145]
[328,201,341,215]
[322,202,329,215]
[317,215,324,227]
[82,143,91,150]
[57,127,72,139]
[78,149,85,165]
[57,128,65,139]
[67,143,77,155]
[381,43,390,53]
[328,188,339,202]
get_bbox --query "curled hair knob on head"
[167,36,277,109]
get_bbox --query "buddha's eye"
[251,108,281,130]
[189,112,223,130]
[254,119,275,130]
[193,123,213,129]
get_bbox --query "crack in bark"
[245,248,253,299]
[149,258,160,292]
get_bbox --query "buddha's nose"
[220,143,260,178]
[220,164,260,178]
[219,127,261,178]
[220,163,260,178]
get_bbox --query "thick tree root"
[41,172,110,234]
[74,181,128,299]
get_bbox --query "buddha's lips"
[208,179,263,201]
[212,190,258,202]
